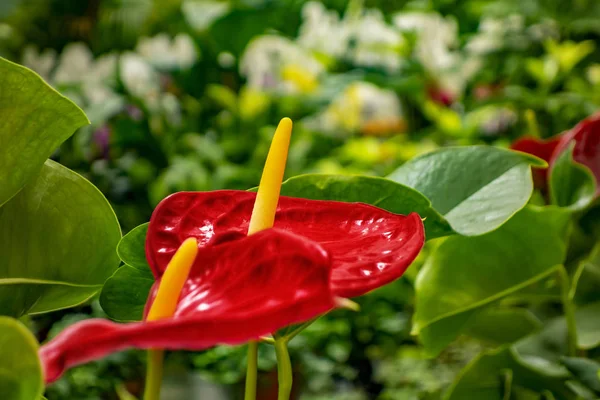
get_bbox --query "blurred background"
[2,0,600,399]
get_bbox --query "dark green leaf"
[388,146,545,236]
[117,223,150,271]
[445,347,576,400]
[0,58,89,206]
[575,301,600,350]
[414,206,570,356]
[279,174,452,239]
[549,143,596,211]
[0,317,43,400]
[100,265,154,322]
[560,357,600,393]
[466,308,543,346]
[101,223,154,321]
[0,160,121,317]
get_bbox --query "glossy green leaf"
[0,317,43,400]
[100,224,154,321]
[445,347,576,400]
[0,57,89,206]
[549,143,596,211]
[466,308,543,346]
[561,357,600,394]
[0,160,121,317]
[279,174,452,239]
[388,146,545,236]
[414,206,570,356]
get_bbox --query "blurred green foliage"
[3,0,600,398]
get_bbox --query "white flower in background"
[298,1,404,72]
[394,12,459,73]
[346,8,404,72]
[53,43,95,84]
[25,43,119,106]
[527,19,559,42]
[182,0,229,32]
[136,33,198,70]
[22,46,57,80]
[298,2,349,59]
[240,35,325,94]
[304,81,405,136]
[466,15,525,55]
[394,12,481,100]
[161,92,182,126]
[120,52,161,108]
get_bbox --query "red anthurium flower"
[551,113,600,194]
[40,192,424,383]
[147,190,425,298]
[511,112,600,192]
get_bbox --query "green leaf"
[388,146,545,236]
[100,224,154,321]
[549,143,596,211]
[0,317,43,400]
[279,174,452,239]
[560,357,600,394]
[0,160,121,317]
[466,308,543,346]
[445,347,576,400]
[117,223,150,270]
[0,57,89,206]
[414,206,570,356]
[575,301,600,350]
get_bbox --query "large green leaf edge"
[0,57,89,206]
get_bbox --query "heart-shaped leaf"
[279,174,452,239]
[388,146,545,236]
[414,206,570,356]
[0,317,43,400]
[100,224,154,322]
[0,160,121,317]
[0,57,89,206]
[549,142,596,211]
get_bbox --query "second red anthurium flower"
[39,118,425,385]
[512,112,600,193]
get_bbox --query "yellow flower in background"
[305,81,406,137]
[280,64,319,93]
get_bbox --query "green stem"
[244,341,258,400]
[144,349,164,400]
[274,338,293,400]
[558,267,578,356]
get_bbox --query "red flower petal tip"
[511,136,561,190]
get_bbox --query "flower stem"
[244,341,258,400]
[144,349,164,400]
[558,266,578,356]
[274,338,293,400]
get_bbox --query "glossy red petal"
[147,191,425,298]
[40,229,335,383]
[511,136,560,189]
[551,113,600,194]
